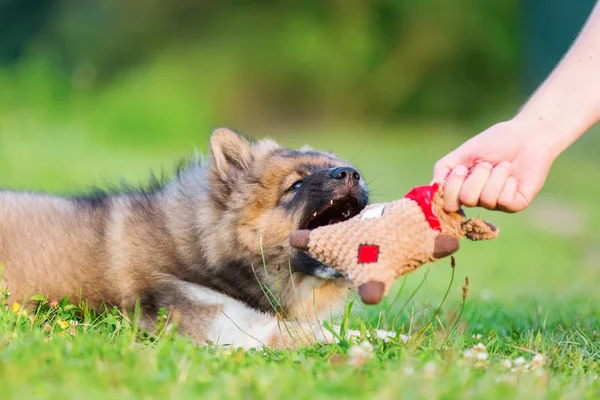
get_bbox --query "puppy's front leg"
[140,279,407,350]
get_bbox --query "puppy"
[0,128,401,349]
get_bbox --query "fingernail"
[454,165,468,176]
[498,161,511,168]
[478,162,493,170]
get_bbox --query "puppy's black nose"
[331,167,361,183]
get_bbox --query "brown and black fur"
[0,128,372,348]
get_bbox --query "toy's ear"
[462,218,499,241]
[289,230,311,251]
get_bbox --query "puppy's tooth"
[313,212,318,217]
[330,200,334,205]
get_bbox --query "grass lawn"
[1,118,600,399]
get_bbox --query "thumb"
[433,149,468,183]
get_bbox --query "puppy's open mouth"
[303,197,362,230]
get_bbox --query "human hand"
[433,119,557,213]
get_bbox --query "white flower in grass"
[462,342,489,368]
[531,353,545,369]
[502,359,512,369]
[513,356,526,367]
[472,333,482,340]
[473,349,490,369]
[356,340,374,353]
[402,366,415,376]
[423,361,437,378]
[510,356,530,374]
[463,349,476,360]
[473,343,487,353]
[348,341,374,366]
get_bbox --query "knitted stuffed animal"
[289,183,499,305]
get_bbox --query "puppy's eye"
[288,180,304,191]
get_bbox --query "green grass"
[2,111,600,398]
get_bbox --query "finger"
[433,151,462,183]
[497,176,521,213]
[479,161,511,210]
[459,162,493,207]
[443,165,468,212]
[433,163,451,184]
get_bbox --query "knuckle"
[478,189,497,207]
[476,161,493,171]
[459,191,477,207]
[497,199,518,213]
[478,196,496,210]
[444,198,459,212]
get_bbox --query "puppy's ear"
[209,128,254,180]
[208,128,254,206]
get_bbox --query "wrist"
[511,101,590,160]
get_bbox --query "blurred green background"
[3,0,595,136]
[1,0,600,322]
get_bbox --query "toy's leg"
[358,281,386,305]
[289,230,311,250]
[433,234,460,259]
[358,234,460,306]
[462,219,499,241]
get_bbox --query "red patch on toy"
[357,244,380,263]
[403,183,441,231]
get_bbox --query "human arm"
[433,0,600,213]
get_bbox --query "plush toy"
[289,183,499,305]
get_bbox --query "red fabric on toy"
[403,183,441,231]
[357,244,380,264]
